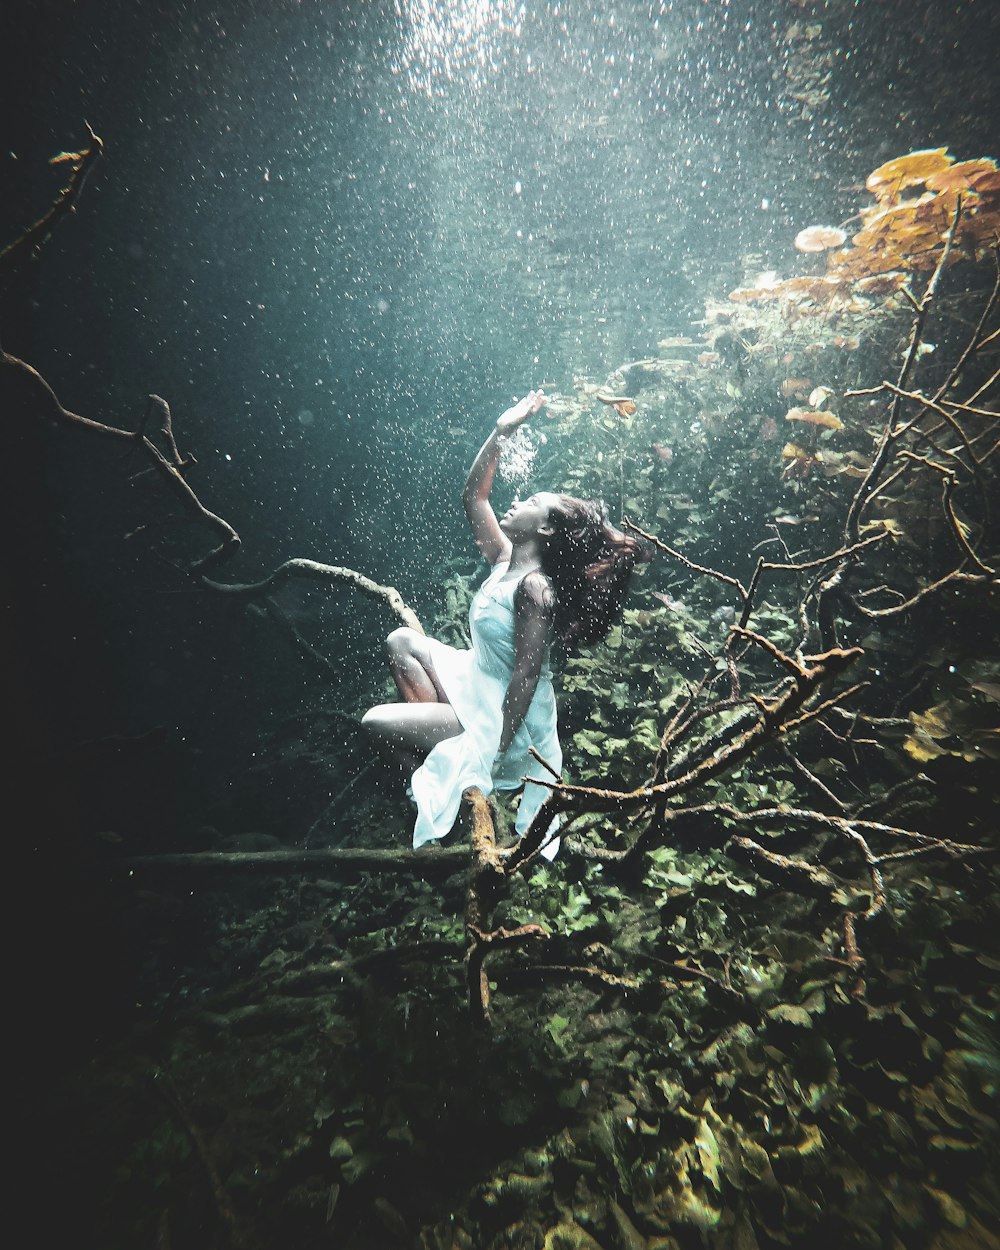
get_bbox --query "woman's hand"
[464,388,546,566]
[496,389,547,436]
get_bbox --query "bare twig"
[844,198,964,544]
[622,519,748,600]
[0,124,104,289]
[203,560,424,633]
[0,351,424,625]
[151,1069,260,1250]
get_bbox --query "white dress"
[410,560,562,859]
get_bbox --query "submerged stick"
[844,197,965,545]
[0,350,424,627]
[622,519,749,600]
[203,559,424,633]
[0,124,104,289]
[462,788,546,1026]
[127,845,468,877]
[151,1069,260,1250]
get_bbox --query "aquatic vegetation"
[780,440,820,479]
[779,376,812,399]
[778,17,834,121]
[905,695,1000,764]
[793,225,847,253]
[595,390,638,418]
[784,406,843,430]
[729,148,1000,316]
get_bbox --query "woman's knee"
[361,705,390,738]
[387,626,420,659]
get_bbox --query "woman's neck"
[506,536,543,575]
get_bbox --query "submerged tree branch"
[203,559,424,633]
[0,351,424,630]
[0,124,104,291]
[844,198,965,545]
[127,845,470,877]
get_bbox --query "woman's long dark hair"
[539,495,651,652]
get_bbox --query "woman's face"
[499,491,560,540]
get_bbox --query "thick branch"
[126,845,469,877]
[463,787,547,1025]
[506,644,863,870]
[202,559,424,634]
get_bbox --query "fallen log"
[126,845,468,878]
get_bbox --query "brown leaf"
[785,407,844,430]
[866,148,953,199]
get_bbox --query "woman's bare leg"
[361,702,462,773]
[363,629,458,779]
[386,627,447,703]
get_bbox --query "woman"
[362,389,645,858]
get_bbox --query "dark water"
[4,2,999,1247]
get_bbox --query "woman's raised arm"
[462,390,545,565]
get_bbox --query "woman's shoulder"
[515,568,555,612]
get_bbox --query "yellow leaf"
[786,407,844,430]
[904,732,946,763]
[910,704,953,738]
[866,149,953,198]
[903,704,953,761]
